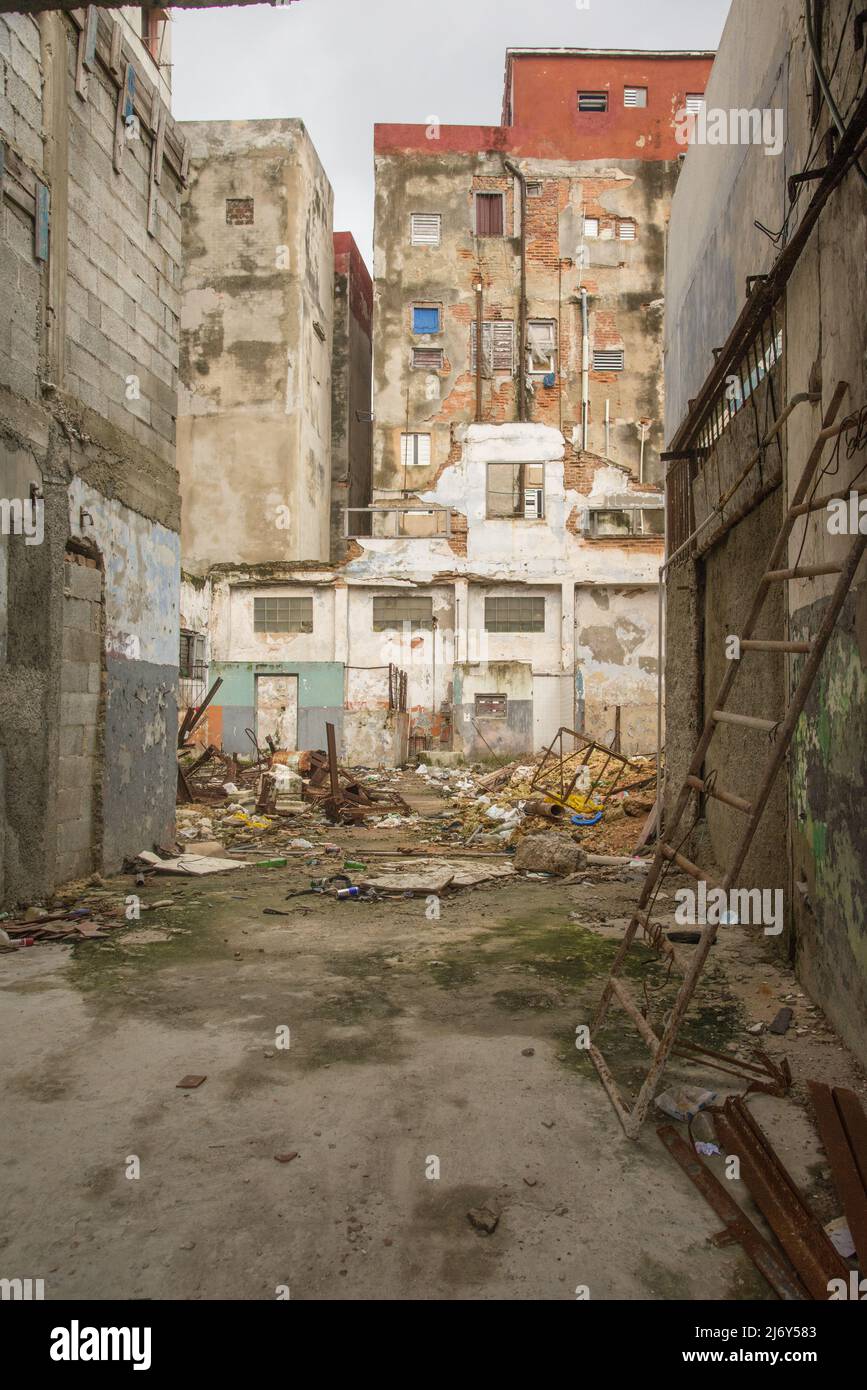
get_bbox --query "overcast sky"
[172,0,732,269]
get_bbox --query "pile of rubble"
[415,744,658,856]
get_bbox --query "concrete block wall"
[57,553,103,883]
[1,12,183,903]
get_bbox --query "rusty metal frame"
[529,727,638,811]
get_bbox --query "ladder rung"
[764,563,843,581]
[660,843,722,888]
[739,639,811,654]
[686,774,753,814]
[610,977,660,1053]
[712,709,778,733]
[789,487,865,518]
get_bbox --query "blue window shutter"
[124,64,136,122]
[34,182,50,262]
[413,306,440,334]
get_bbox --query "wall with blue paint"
[211,661,345,754]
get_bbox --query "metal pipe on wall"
[580,288,590,449]
[504,159,527,422]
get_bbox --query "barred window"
[372,595,434,631]
[484,595,545,633]
[253,596,313,633]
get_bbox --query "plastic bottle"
[256,857,287,868]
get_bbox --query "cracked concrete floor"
[0,860,863,1301]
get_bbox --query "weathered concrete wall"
[664,0,866,1060]
[575,583,658,753]
[1,11,182,902]
[331,231,372,561]
[178,119,334,574]
[454,660,533,759]
[701,490,786,888]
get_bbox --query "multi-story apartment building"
[179,47,715,765]
[1,9,184,903]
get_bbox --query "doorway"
[255,674,298,751]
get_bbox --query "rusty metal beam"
[807,1082,867,1270]
[658,1125,808,1301]
[713,1096,849,1299]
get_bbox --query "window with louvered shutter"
[400,433,432,469]
[474,192,504,236]
[618,219,637,241]
[410,213,441,245]
[592,349,625,372]
[685,93,705,113]
[583,216,599,238]
[471,320,515,373]
[578,91,608,112]
[411,347,444,370]
[624,87,647,107]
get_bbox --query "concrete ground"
[1,831,864,1301]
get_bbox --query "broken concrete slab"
[513,833,588,877]
[138,851,247,877]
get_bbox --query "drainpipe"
[604,398,610,458]
[580,288,590,449]
[504,159,527,422]
[474,278,483,422]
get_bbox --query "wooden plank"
[34,181,50,262]
[75,5,98,99]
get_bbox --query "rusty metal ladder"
[589,383,866,1138]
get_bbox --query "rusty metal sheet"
[713,1096,849,1300]
[657,1125,807,1300]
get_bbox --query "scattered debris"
[655,1085,717,1123]
[176,1075,207,1089]
[769,1007,794,1035]
[274,1152,299,1164]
